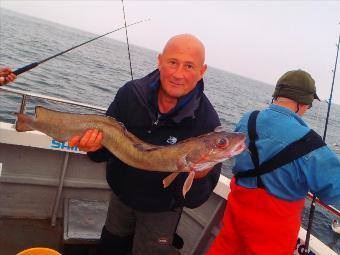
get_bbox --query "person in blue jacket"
[69,34,222,255]
[207,69,340,255]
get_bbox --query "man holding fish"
[67,34,232,255]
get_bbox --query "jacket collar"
[269,104,308,127]
[132,69,204,123]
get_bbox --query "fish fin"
[163,172,180,188]
[133,143,160,151]
[182,171,196,198]
[109,119,161,152]
[15,113,33,132]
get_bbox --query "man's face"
[158,40,207,99]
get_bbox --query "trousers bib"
[207,178,305,255]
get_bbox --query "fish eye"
[217,138,228,148]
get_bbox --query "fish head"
[187,127,246,171]
[203,128,247,161]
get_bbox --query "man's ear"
[158,54,163,68]
[200,64,208,78]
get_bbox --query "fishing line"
[121,0,134,80]
[1,19,149,80]
[304,32,340,255]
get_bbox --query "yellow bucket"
[16,247,61,255]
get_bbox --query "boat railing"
[0,86,107,114]
[0,86,339,219]
[0,86,107,226]
[307,193,340,217]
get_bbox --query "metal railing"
[307,193,340,217]
[0,86,106,114]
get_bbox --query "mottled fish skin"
[15,106,246,194]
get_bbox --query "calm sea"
[0,9,339,253]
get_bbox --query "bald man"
[68,34,222,255]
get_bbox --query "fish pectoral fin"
[133,143,160,152]
[163,157,190,189]
[182,171,196,198]
[163,172,180,188]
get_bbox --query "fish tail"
[15,113,33,132]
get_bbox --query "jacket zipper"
[148,114,161,134]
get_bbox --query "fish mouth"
[225,137,247,158]
[231,141,247,156]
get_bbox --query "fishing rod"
[0,18,149,81]
[121,0,134,80]
[304,30,340,255]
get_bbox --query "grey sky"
[1,1,340,104]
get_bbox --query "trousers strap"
[236,129,325,178]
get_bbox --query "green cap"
[272,69,320,105]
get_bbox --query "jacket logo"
[158,237,169,245]
[166,136,177,144]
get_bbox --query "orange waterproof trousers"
[206,178,305,255]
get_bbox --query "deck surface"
[0,218,63,255]
[0,197,223,255]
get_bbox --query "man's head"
[158,34,207,99]
[272,69,320,105]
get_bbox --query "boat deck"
[1,194,225,255]
[0,218,63,255]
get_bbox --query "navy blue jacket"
[88,69,222,212]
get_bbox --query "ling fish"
[15,106,246,196]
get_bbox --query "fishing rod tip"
[142,18,151,22]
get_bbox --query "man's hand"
[68,129,103,152]
[0,67,16,86]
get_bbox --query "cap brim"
[314,93,320,101]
